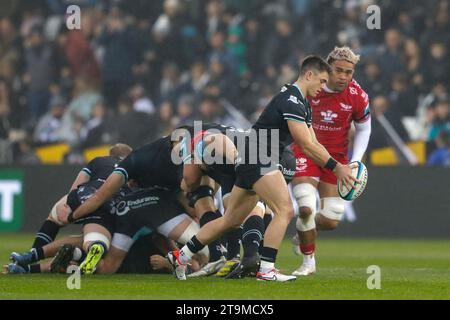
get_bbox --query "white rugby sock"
[303,253,315,266]
[260,260,275,272]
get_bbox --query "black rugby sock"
[32,220,60,249]
[242,215,264,258]
[199,211,224,262]
[225,227,242,260]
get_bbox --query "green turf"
[0,233,449,300]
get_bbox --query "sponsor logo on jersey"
[349,87,358,95]
[320,110,338,123]
[114,196,160,216]
[288,95,299,104]
[296,157,308,172]
[115,201,130,216]
[339,103,353,111]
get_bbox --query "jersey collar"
[323,84,340,93]
[292,83,306,100]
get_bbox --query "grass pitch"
[0,233,449,300]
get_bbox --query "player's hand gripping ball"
[337,161,368,200]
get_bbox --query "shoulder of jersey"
[280,85,304,105]
[348,79,369,106]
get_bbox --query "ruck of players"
[4,47,370,282]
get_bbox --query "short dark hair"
[300,55,332,76]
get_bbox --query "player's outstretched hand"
[334,162,360,190]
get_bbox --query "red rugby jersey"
[308,79,370,156]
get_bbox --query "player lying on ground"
[93,187,209,274]
[166,56,358,282]
[4,187,209,275]
[290,46,371,276]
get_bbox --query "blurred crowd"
[0,0,448,165]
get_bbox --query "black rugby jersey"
[252,84,312,159]
[180,122,245,178]
[114,136,182,191]
[81,156,123,182]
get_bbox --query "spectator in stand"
[423,42,449,89]
[159,62,182,103]
[98,6,138,109]
[359,60,388,98]
[0,1,446,166]
[176,95,197,125]
[377,28,405,83]
[129,83,156,115]
[154,100,178,138]
[60,10,100,81]
[427,131,450,167]
[198,95,224,123]
[33,96,65,144]
[388,73,418,118]
[23,25,57,125]
[115,97,156,148]
[14,135,41,165]
[0,17,22,82]
[178,61,210,98]
[428,100,450,141]
[82,102,114,148]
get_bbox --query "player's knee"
[285,205,295,221]
[325,219,340,230]
[273,202,295,222]
[316,215,340,230]
[299,206,313,219]
[84,232,111,252]
[223,214,243,230]
[50,202,69,226]
[292,183,317,218]
[317,197,344,230]
[227,218,243,230]
[296,208,316,232]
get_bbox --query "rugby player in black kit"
[168,56,359,282]
[6,144,133,274]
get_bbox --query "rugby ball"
[337,161,368,201]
